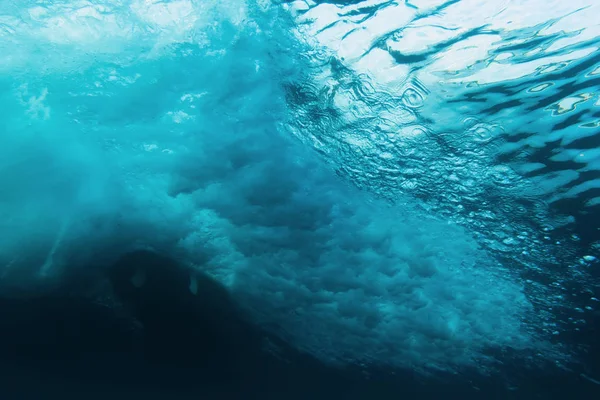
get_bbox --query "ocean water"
[0,0,599,398]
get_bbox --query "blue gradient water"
[1,0,599,391]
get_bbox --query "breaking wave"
[1,0,598,378]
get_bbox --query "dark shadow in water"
[1,250,599,399]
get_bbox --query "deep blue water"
[1,0,599,398]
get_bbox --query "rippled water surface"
[1,0,599,388]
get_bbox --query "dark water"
[1,250,599,399]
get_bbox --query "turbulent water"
[1,0,599,384]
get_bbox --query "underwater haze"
[1,0,600,394]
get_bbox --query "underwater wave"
[285,0,600,354]
[0,0,598,378]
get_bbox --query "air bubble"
[402,88,424,108]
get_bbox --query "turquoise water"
[1,0,598,377]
